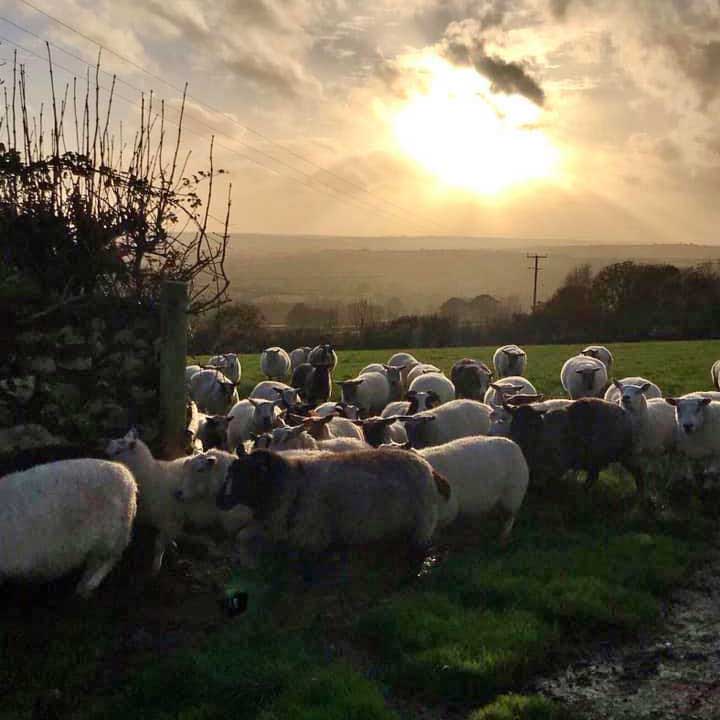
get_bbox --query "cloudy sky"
[3,0,720,243]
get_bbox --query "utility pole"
[527,254,548,312]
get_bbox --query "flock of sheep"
[3,342,720,598]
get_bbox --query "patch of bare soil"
[536,538,720,720]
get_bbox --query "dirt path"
[536,539,720,720]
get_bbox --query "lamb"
[407,363,442,386]
[382,390,440,418]
[260,347,292,380]
[604,377,662,404]
[408,372,456,406]
[189,369,239,415]
[226,398,285,451]
[308,344,338,370]
[398,399,492,449]
[291,362,333,406]
[484,377,538,408]
[416,437,528,540]
[493,345,527,378]
[207,353,242,384]
[290,347,312,370]
[340,372,392,417]
[712,360,720,391]
[665,396,720,462]
[249,381,302,411]
[581,345,613,375]
[616,382,676,458]
[106,431,251,573]
[216,448,443,560]
[360,364,405,402]
[561,355,608,399]
[451,359,493,400]
[507,398,640,491]
[0,459,137,596]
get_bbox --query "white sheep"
[617,383,676,458]
[604,377,662,404]
[354,416,409,447]
[340,372,392,417]
[0,459,137,596]
[493,345,527,378]
[561,355,608,399]
[313,401,360,420]
[106,432,251,573]
[217,448,443,558]
[712,360,720,391]
[249,381,301,410]
[387,352,420,385]
[253,425,369,454]
[360,363,405,402]
[407,363,442,386]
[484,377,538,408]
[398,399,491,448]
[207,353,242,384]
[291,414,366,443]
[289,347,312,370]
[408,372,455,406]
[189,369,239,415]
[260,347,292,380]
[226,398,285,451]
[665,396,720,462]
[416,436,528,540]
[581,345,613,375]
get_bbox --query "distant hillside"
[224,235,720,312]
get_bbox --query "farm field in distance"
[193,338,720,400]
[3,339,720,720]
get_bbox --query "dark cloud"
[441,22,545,105]
[548,0,574,19]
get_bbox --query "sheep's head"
[217,449,288,515]
[618,383,650,414]
[406,390,439,413]
[176,452,219,501]
[105,427,141,459]
[340,379,364,406]
[396,414,436,449]
[666,396,712,435]
[299,413,335,440]
[198,415,232,451]
[262,424,315,451]
[334,401,360,420]
[273,386,301,411]
[249,398,285,433]
[355,416,402,447]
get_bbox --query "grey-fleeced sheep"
[604,377,662,404]
[260,347,292,380]
[0,458,137,596]
[189,369,239,415]
[290,347,312,370]
[216,448,443,558]
[484,377,538,408]
[226,398,285,451]
[408,372,455,406]
[207,353,242,384]
[398,399,491,449]
[451,358,493,400]
[493,345,527,378]
[561,355,608,399]
[360,364,405,402]
[308,344,338,370]
[581,345,613,375]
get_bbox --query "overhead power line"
[0,29,426,230]
[15,0,452,235]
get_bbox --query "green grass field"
[193,339,720,400]
[3,340,720,720]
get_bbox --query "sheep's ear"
[639,382,651,393]
[402,441,411,449]
[226,415,235,423]
[128,439,137,450]
[665,398,678,406]
[490,382,502,390]
[613,379,622,390]
[248,398,261,407]
[701,397,712,406]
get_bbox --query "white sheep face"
[176,453,218,500]
[669,397,711,435]
[619,384,648,414]
[105,428,139,459]
[249,399,284,433]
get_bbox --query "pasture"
[3,340,720,720]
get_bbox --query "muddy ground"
[536,536,720,720]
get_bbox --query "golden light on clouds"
[389,55,560,196]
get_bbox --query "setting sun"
[390,56,560,195]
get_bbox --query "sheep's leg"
[75,556,119,597]
[623,460,645,497]
[499,515,515,546]
[151,533,169,575]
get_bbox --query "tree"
[347,298,384,329]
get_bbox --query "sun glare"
[391,56,559,195]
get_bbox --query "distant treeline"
[189,261,720,353]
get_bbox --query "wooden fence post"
[159,280,188,459]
